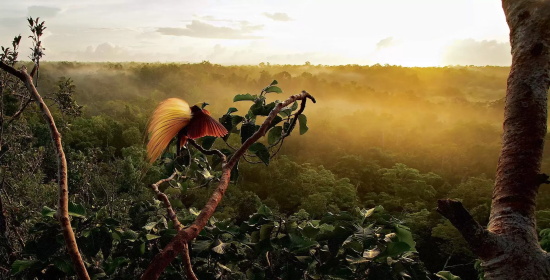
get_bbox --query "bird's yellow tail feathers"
[146,98,191,163]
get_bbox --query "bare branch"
[29,64,38,79]
[188,139,226,162]
[0,62,24,80]
[6,97,33,126]
[150,171,181,229]
[437,199,497,260]
[149,171,198,280]
[181,243,198,280]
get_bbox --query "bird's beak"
[202,102,209,109]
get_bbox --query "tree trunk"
[438,0,550,279]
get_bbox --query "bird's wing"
[147,98,191,163]
[186,109,228,139]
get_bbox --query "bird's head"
[194,102,209,109]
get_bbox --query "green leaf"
[240,122,259,144]
[139,242,146,255]
[302,223,321,239]
[268,126,283,145]
[249,142,270,165]
[291,101,298,111]
[264,86,282,94]
[11,260,38,274]
[146,234,161,240]
[226,107,238,114]
[363,248,381,259]
[270,79,278,85]
[122,229,139,241]
[260,223,275,241]
[143,221,157,231]
[257,204,273,216]
[41,206,55,218]
[200,136,216,150]
[220,114,234,133]
[436,271,462,280]
[289,233,318,253]
[298,114,308,135]
[68,202,86,218]
[279,107,291,117]
[251,100,276,116]
[233,93,256,102]
[53,258,74,274]
[384,242,411,258]
[104,257,130,275]
[395,224,416,250]
[268,115,283,130]
[231,115,244,126]
[189,207,200,216]
[212,241,228,254]
[363,207,376,218]
[198,168,214,180]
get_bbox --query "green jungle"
[2,59,550,279]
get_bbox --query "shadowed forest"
[3,61,550,279]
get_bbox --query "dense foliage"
[2,59,548,279]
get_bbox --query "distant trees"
[437,0,550,279]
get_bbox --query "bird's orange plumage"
[146,98,228,163]
[147,98,191,163]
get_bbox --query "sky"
[1,0,512,67]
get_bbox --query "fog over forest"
[3,60,550,279]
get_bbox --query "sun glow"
[372,41,445,67]
[0,0,510,66]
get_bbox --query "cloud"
[157,20,263,39]
[263,12,292,21]
[442,39,511,66]
[28,5,61,17]
[376,37,397,50]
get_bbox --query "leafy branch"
[141,90,315,279]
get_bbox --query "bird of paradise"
[146,98,228,163]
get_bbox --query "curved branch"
[149,171,197,280]
[437,199,497,259]
[141,90,315,279]
[150,171,181,229]
[188,139,226,162]
[0,62,90,279]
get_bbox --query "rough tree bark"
[437,0,550,279]
[0,62,90,280]
[141,91,315,280]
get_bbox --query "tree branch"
[188,139,226,162]
[0,62,24,80]
[150,171,181,230]
[5,97,33,127]
[0,62,90,280]
[149,171,197,280]
[437,199,497,259]
[141,90,315,279]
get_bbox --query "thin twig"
[149,171,197,280]
[150,171,181,229]
[188,139,226,163]
[6,97,33,126]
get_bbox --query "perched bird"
[146,98,228,163]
